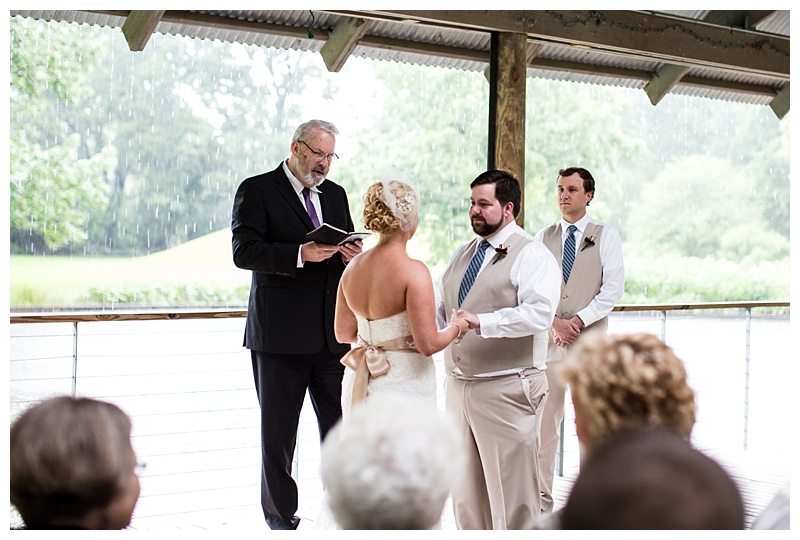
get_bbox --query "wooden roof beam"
[641,10,771,107]
[644,64,690,105]
[320,16,370,72]
[346,10,790,79]
[700,10,777,30]
[769,83,790,120]
[121,10,164,52]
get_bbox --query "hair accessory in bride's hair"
[380,171,419,232]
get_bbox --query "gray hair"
[321,394,465,529]
[292,119,339,142]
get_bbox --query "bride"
[314,178,469,529]
[335,178,469,417]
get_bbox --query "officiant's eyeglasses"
[299,140,338,162]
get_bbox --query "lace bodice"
[356,311,413,346]
[340,311,436,420]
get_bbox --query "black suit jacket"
[231,163,354,355]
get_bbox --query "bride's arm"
[406,261,467,356]
[334,280,358,344]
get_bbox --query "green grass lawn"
[9,229,397,310]
[10,229,251,308]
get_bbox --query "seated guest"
[561,332,696,456]
[560,428,745,529]
[320,394,465,529]
[10,396,141,530]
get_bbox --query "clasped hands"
[453,309,480,332]
[448,309,471,341]
[551,315,584,346]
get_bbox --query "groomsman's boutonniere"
[580,235,596,252]
[491,244,508,265]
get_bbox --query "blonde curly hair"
[562,332,696,451]
[362,180,418,241]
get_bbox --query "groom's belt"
[449,366,542,381]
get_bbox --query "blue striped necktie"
[563,224,578,283]
[458,240,491,306]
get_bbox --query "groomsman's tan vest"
[441,233,548,376]
[541,221,608,337]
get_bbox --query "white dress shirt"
[282,160,324,268]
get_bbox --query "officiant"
[231,119,362,530]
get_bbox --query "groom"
[231,119,361,529]
[437,169,561,529]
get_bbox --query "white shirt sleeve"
[477,241,561,337]
[576,224,625,326]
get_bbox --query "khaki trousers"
[537,343,569,512]
[446,368,548,530]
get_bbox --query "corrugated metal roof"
[10,9,789,107]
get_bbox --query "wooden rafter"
[121,10,164,52]
[341,10,790,79]
[320,17,370,73]
[769,83,790,120]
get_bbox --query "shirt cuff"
[476,312,499,337]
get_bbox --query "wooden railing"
[10,300,788,324]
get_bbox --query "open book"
[306,223,370,246]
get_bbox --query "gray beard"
[299,171,322,188]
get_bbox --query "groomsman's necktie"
[458,240,491,306]
[563,224,578,283]
[302,187,321,228]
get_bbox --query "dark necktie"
[458,240,491,306]
[302,187,321,228]
[563,224,578,283]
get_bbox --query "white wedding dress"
[341,311,437,418]
[315,311,439,529]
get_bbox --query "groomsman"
[535,166,625,512]
[437,169,561,529]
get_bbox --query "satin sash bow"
[340,334,419,407]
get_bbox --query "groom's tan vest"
[540,221,608,337]
[441,233,548,376]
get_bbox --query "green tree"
[345,63,489,268]
[744,112,790,237]
[9,17,108,253]
[624,154,787,261]
[615,94,790,242]
[524,80,641,234]
[10,134,114,252]
[10,18,337,255]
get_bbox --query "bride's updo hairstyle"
[362,179,419,241]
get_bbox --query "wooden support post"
[488,31,527,225]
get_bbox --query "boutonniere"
[580,235,596,252]
[491,244,508,264]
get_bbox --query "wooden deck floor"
[120,438,788,531]
[114,377,790,533]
